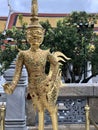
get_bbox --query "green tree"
[1,12,98,83]
[0,14,30,75]
[41,11,98,83]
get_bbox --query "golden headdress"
[28,0,43,29]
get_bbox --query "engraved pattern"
[41,97,86,124]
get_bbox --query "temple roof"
[0,12,98,34]
[7,12,69,29]
[0,17,7,32]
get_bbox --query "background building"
[0,12,98,34]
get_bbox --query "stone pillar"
[0,74,7,105]
[4,59,28,130]
[89,98,98,123]
[87,61,92,83]
[0,75,6,93]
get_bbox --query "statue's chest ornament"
[25,53,46,66]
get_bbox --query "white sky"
[0,0,98,16]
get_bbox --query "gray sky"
[0,0,98,16]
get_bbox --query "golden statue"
[3,0,70,130]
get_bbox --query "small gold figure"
[0,103,6,130]
[3,0,70,130]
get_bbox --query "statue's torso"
[22,49,48,86]
[18,49,60,107]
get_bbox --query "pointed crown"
[28,0,43,29]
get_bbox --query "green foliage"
[0,12,98,83]
[0,44,18,75]
[91,34,98,74]
[41,11,98,83]
[40,20,54,50]
[0,14,30,75]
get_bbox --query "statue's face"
[27,27,44,47]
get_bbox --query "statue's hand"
[2,83,14,94]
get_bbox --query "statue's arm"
[12,51,24,88]
[3,51,24,94]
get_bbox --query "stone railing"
[58,83,98,124]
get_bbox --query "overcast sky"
[0,0,98,17]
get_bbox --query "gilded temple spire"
[30,0,40,27]
[31,0,38,17]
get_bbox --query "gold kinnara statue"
[3,0,70,130]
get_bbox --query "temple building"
[0,17,7,32]
[0,12,98,34]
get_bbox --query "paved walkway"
[27,124,95,130]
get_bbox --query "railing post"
[0,103,6,130]
[85,104,90,130]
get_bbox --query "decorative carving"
[2,0,70,130]
[35,97,86,125]
[57,97,86,124]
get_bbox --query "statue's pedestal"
[4,60,28,130]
